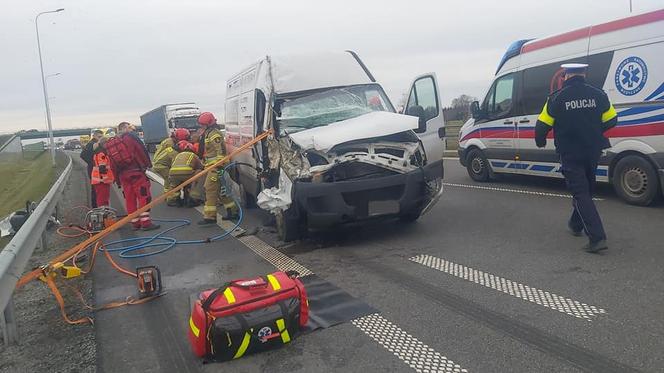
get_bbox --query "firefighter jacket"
[169,150,204,176]
[91,152,115,185]
[535,75,618,159]
[154,137,175,163]
[199,126,226,166]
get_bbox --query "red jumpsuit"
[91,152,114,207]
[115,133,154,229]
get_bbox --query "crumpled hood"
[287,111,418,153]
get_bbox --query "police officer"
[196,112,226,225]
[535,63,618,253]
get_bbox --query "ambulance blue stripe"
[491,161,508,168]
[530,165,555,172]
[507,163,528,170]
[617,105,664,117]
[618,113,664,126]
[644,82,664,101]
[596,169,608,177]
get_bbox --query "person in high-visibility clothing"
[535,63,617,253]
[196,112,227,225]
[152,129,189,204]
[154,128,189,163]
[168,141,204,207]
[90,137,114,207]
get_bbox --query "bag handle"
[201,281,230,311]
[230,276,268,289]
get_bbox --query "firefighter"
[535,63,617,253]
[90,137,114,208]
[196,112,227,225]
[152,128,189,206]
[154,128,189,163]
[153,140,182,206]
[168,141,204,207]
[114,122,160,231]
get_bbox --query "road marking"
[443,157,460,160]
[352,314,467,373]
[149,168,465,371]
[410,254,606,321]
[442,182,603,201]
[237,235,314,277]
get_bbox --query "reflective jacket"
[535,76,618,159]
[169,150,204,176]
[154,137,175,163]
[199,126,226,166]
[91,152,115,185]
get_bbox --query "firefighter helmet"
[197,112,217,126]
[173,128,190,141]
[178,140,195,152]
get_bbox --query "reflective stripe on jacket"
[91,152,115,184]
[169,151,203,176]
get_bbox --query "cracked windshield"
[277,85,391,135]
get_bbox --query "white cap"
[561,63,588,73]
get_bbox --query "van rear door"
[404,73,445,162]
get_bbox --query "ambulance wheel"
[276,206,306,242]
[612,155,659,206]
[466,148,490,182]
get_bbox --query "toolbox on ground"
[188,271,308,361]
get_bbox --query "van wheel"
[612,155,659,206]
[466,148,490,182]
[276,206,306,242]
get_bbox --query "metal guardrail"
[0,154,72,344]
[0,134,19,153]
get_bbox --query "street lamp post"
[35,8,64,167]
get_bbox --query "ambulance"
[458,9,664,205]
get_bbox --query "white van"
[458,9,664,205]
[224,51,445,240]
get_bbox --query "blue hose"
[102,162,244,258]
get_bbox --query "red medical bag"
[188,271,308,361]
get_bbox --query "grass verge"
[0,152,55,219]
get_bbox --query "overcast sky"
[1,0,661,133]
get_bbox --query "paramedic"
[115,122,160,231]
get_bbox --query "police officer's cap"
[561,63,588,74]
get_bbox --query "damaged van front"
[224,52,445,241]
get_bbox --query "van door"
[476,72,519,169]
[404,73,445,162]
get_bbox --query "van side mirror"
[470,101,482,119]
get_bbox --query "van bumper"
[293,160,444,228]
[647,153,664,196]
[458,147,467,166]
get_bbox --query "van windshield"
[276,84,393,135]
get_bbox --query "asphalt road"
[94,159,664,373]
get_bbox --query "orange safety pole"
[16,130,273,289]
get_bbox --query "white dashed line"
[352,314,468,373]
[442,182,603,201]
[410,254,606,321]
[148,169,467,371]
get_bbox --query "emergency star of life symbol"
[258,326,273,342]
[615,56,648,96]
